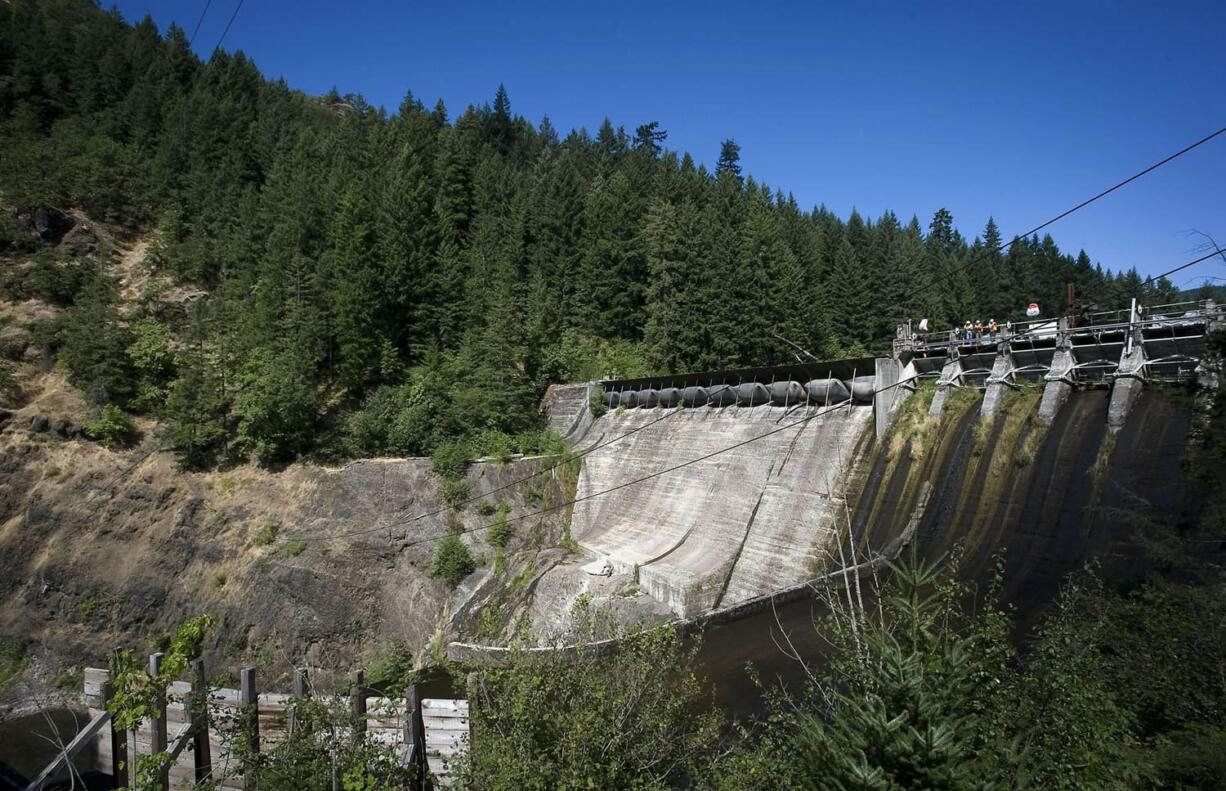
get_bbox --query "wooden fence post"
[350,669,366,741]
[102,676,127,789]
[288,667,309,739]
[405,683,427,787]
[189,658,212,784]
[148,652,168,791]
[240,666,259,757]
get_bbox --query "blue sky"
[114,0,1226,285]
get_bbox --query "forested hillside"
[0,0,1180,467]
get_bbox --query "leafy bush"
[588,390,608,418]
[430,534,475,587]
[473,429,513,463]
[514,429,567,458]
[442,478,469,509]
[282,538,305,557]
[475,500,498,516]
[367,644,416,696]
[431,438,471,480]
[83,403,136,447]
[232,348,318,465]
[457,623,721,788]
[487,514,513,549]
[126,317,174,413]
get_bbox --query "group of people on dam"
[961,318,1002,345]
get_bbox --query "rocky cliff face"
[0,374,577,704]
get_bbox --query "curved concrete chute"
[572,404,876,618]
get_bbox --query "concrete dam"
[540,300,1224,621]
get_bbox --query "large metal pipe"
[805,378,850,404]
[680,386,709,407]
[768,380,805,406]
[735,382,771,406]
[846,376,876,404]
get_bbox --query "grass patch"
[475,500,497,516]
[213,572,228,590]
[888,380,939,462]
[78,593,99,620]
[508,562,534,592]
[0,640,25,688]
[55,669,82,692]
[253,519,279,547]
[282,538,306,557]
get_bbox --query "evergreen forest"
[0,0,1183,467]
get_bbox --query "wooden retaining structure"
[30,661,471,790]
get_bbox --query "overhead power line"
[210,0,245,55]
[186,0,214,46]
[913,122,1226,305]
[1139,248,1226,288]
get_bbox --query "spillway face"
[572,403,874,617]
[852,383,1208,614]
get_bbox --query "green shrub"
[83,403,137,448]
[475,500,498,516]
[253,519,279,547]
[431,439,471,480]
[488,515,513,549]
[367,644,416,696]
[514,429,567,458]
[431,534,475,587]
[588,390,608,418]
[474,429,513,463]
[443,478,469,509]
[283,538,306,557]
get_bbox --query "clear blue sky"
[114,0,1226,286]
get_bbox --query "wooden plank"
[350,669,366,740]
[190,658,212,785]
[423,718,468,732]
[23,709,111,791]
[148,653,168,791]
[422,698,468,713]
[240,666,259,761]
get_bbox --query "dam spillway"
[537,299,1223,622]
[571,402,872,617]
